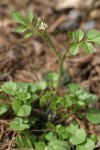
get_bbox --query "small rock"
[83,20,96,31]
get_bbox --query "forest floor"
[0,0,100,149]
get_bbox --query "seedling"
[12,11,100,95]
[0,11,100,150]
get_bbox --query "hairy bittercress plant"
[12,11,100,95]
[0,11,100,150]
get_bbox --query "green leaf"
[0,102,8,115]
[91,37,100,46]
[12,100,31,117]
[27,81,47,93]
[82,94,98,104]
[16,135,32,148]
[69,44,79,55]
[30,81,47,93]
[17,105,31,117]
[74,29,84,41]
[24,32,33,38]
[16,131,36,148]
[12,11,27,25]
[35,81,47,91]
[28,12,34,24]
[86,29,100,40]
[15,82,30,92]
[35,142,46,150]
[40,91,52,106]
[82,42,94,54]
[45,132,57,141]
[0,87,2,92]
[70,129,86,145]
[90,134,97,142]
[76,139,95,150]
[35,17,41,28]
[47,139,69,150]
[43,72,59,82]
[66,122,78,137]
[87,108,100,124]
[68,83,82,94]
[50,96,63,111]
[27,93,39,104]
[56,125,68,140]
[68,31,73,39]
[1,82,17,95]
[12,100,22,115]
[9,117,29,131]
[14,92,31,101]
[43,72,59,87]
[16,26,29,33]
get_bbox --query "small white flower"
[39,21,48,30]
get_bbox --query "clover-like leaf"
[87,108,100,124]
[68,83,82,94]
[12,100,31,117]
[14,92,31,101]
[45,132,57,141]
[9,117,29,131]
[1,82,17,95]
[56,125,68,140]
[66,122,78,137]
[46,139,69,150]
[35,142,46,150]
[0,102,8,115]
[70,129,86,145]
[17,105,31,117]
[43,72,59,87]
[76,139,95,150]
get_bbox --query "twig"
[31,128,54,132]
[7,132,15,150]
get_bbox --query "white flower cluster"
[39,21,48,30]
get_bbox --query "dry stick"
[31,128,54,132]
[7,132,15,150]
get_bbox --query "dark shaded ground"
[0,0,100,149]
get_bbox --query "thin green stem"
[45,32,62,62]
[55,50,70,95]
[55,60,64,95]
[44,32,65,95]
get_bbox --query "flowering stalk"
[37,21,70,95]
[38,21,65,95]
[12,11,100,95]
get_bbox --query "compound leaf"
[70,129,86,145]
[82,42,94,54]
[12,11,27,25]
[74,29,84,41]
[69,44,79,55]
[28,11,34,24]
[87,108,100,124]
